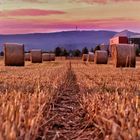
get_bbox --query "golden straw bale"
[30,49,42,63]
[25,53,30,61]
[50,53,55,61]
[114,44,136,67]
[82,54,88,61]
[110,44,116,59]
[4,43,25,66]
[87,53,94,62]
[42,53,51,61]
[94,50,108,64]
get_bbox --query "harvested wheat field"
[0,58,140,140]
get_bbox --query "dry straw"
[114,44,136,67]
[30,49,42,63]
[87,53,94,62]
[110,44,116,59]
[82,54,88,61]
[42,53,51,61]
[94,50,108,64]
[25,53,30,61]
[50,53,55,61]
[4,43,25,66]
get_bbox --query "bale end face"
[94,51,108,64]
[114,44,136,68]
[4,43,25,66]
[82,54,88,61]
[25,53,30,61]
[42,53,51,61]
[50,53,55,61]
[30,49,42,63]
[87,54,94,62]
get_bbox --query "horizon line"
[0,29,139,35]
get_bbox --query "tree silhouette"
[54,47,62,56]
[73,49,81,57]
[82,47,88,54]
[93,45,100,53]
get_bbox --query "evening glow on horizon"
[0,0,140,34]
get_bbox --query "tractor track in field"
[37,62,95,140]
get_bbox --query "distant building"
[110,36,128,45]
[129,35,140,48]
[109,36,128,57]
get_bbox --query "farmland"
[0,58,140,140]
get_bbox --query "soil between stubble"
[37,62,94,140]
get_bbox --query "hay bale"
[110,36,128,58]
[25,53,30,61]
[110,44,116,59]
[50,53,55,61]
[30,49,42,63]
[114,44,136,67]
[4,43,24,66]
[87,53,94,62]
[42,53,50,61]
[94,50,108,64]
[82,54,88,61]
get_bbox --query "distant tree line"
[54,46,90,57]
[0,46,100,57]
[54,45,140,57]
[1,44,139,57]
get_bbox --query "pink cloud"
[0,18,140,34]
[74,0,140,4]
[0,9,66,16]
[20,0,47,3]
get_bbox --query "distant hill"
[1,30,140,52]
[0,30,117,52]
[113,30,140,38]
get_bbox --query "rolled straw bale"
[110,44,116,59]
[42,53,50,61]
[30,49,42,63]
[94,50,108,64]
[25,53,30,61]
[110,36,128,58]
[82,54,88,61]
[87,53,94,62]
[50,53,55,61]
[4,43,24,66]
[114,44,136,67]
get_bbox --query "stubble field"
[0,58,139,140]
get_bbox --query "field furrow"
[39,62,94,140]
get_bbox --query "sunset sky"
[0,0,140,34]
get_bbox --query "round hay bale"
[42,53,51,61]
[4,43,25,66]
[82,54,88,61]
[94,50,108,64]
[25,53,30,61]
[87,53,94,62]
[30,49,42,63]
[114,44,136,67]
[110,44,116,59]
[50,53,55,61]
